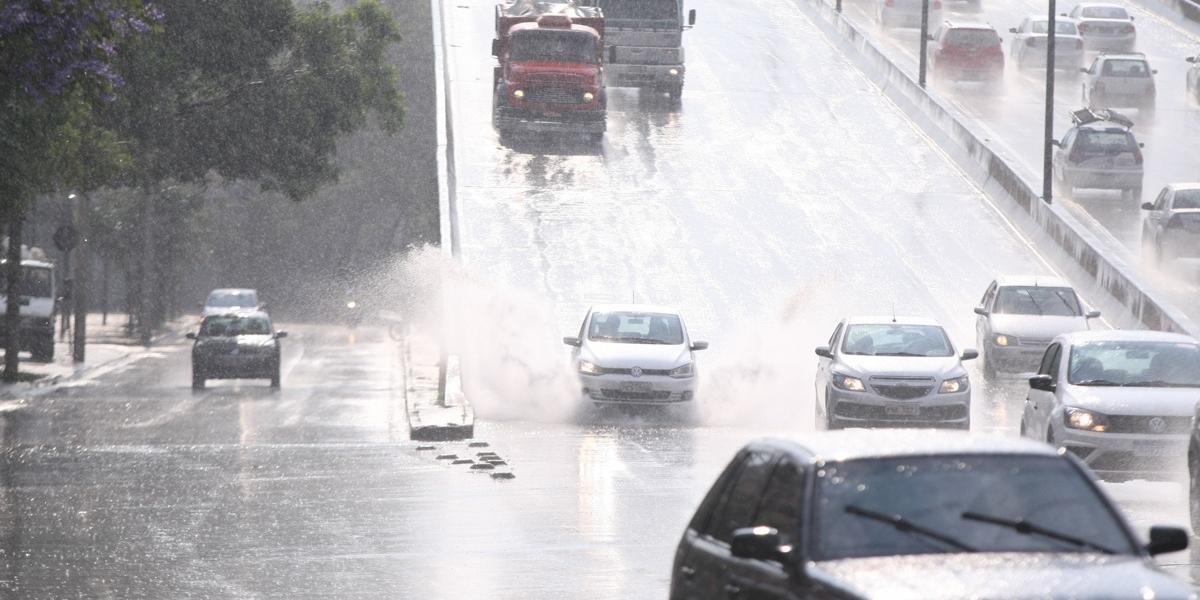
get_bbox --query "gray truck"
[583,0,695,102]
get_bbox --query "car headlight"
[669,68,680,76]
[939,375,969,394]
[994,334,1012,347]
[1065,407,1107,432]
[578,360,603,376]
[669,363,694,379]
[832,373,866,392]
[583,91,595,102]
[513,89,525,99]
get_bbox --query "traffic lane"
[834,0,1200,312]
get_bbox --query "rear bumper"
[986,343,1048,373]
[1063,167,1142,190]
[605,63,684,89]
[194,354,277,378]
[496,106,605,134]
[1081,34,1135,50]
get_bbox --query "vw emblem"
[630,367,643,378]
[1148,417,1167,434]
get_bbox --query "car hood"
[582,341,690,369]
[809,553,1190,599]
[837,354,964,379]
[1065,385,1200,416]
[989,314,1089,340]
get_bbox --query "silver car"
[974,275,1100,377]
[565,304,707,407]
[1021,330,1200,482]
[1141,183,1200,265]
[877,0,942,30]
[1053,108,1144,199]
[1008,17,1084,72]
[202,288,260,317]
[815,316,977,430]
[1067,3,1136,52]
[1081,53,1157,116]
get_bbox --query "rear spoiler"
[1070,107,1134,129]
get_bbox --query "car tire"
[666,84,683,103]
[192,372,205,390]
[270,362,281,388]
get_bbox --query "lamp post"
[919,0,931,87]
[1043,0,1057,204]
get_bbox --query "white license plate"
[1133,441,1176,458]
[620,382,652,393]
[885,404,921,416]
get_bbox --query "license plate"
[1133,441,1177,458]
[620,382,652,393]
[543,111,562,117]
[885,404,921,416]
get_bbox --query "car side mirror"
[1029,374,1056,392]
[1146,525,1188,556]
[1129,15,1135,21]
[491,38,500,58]
[275,331,288,339]
[1138,142,1145,148]
[1152,69,1158,75]
[690,341,709,351]
[688,8,696,26]
[1079,67,1088,73]
[1060,12,1068,16]
[563,336,581,347]
[1085,310,1102,319]
[197,302,205,309]
[1008,27,1018,33]
[960,349,979,361]
[815,346,834,359]
[1051,139,1061,147]
[1189,56,1198,63]
[1141,202,1155,210]
[973,307,989,316]
[186,332,197,340]
[926,33,935,41]
[731,527,790,562]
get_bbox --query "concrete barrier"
[795,0,1200,337]
[1131,0,1200,33]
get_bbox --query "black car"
[188,310,286,389]
[671,431,1190,600]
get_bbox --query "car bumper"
[195,353,277,378]
[1063,168,1142,190]
[987,342,1048,373]
[827,388,970,428]
[1058,429,1188,480]
[1081,34,1135,50]
[495,107,605,134]
[605,63,684,88]
[881,8,942,28]
[582,373,695,405]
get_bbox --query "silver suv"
[1052,108,1144,200]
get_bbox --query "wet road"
[828,0,1200,314]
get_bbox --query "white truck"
[0,246,57,362]
[583,0,695,102]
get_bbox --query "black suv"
[188,310,286,389]
[671,431,1189,599]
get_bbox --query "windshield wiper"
[614,337,668,344]
[874,352,927,357]
[1074,379,1122,386]
[844,504,976,553]
[961,511,1117,555]
[1026,293,1046,316]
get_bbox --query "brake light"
[1133,146,1143,165]
[884,0,895,5]
[1123,24,1135,34]
[933,0,942,8]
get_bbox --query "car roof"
[753,430,1059,463]
[588,303,682,315]
[203,308,270,319]
[1167,183,1200,192]
[1076,2,1128,9]
[1057,329,1197,345]
[993,275,1072,288]
[942,20,996,30]
[1097,52,1147,60]
[208,288,257,296]
[844,315,942,327]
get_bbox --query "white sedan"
[1008,16,1084,72]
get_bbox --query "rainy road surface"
[3,0,1200,597]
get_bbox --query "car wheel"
[30,335,54,363]
[192,372,205,390]
[270,361,281,388]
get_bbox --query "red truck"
[492,1,607,142]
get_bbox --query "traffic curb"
[402,335,474,441]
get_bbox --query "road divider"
[795,0,1200,338]
[403,333,474,441]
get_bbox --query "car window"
[509,30,598,64]
[1101,59,1151,77]
[1038,343,1060,376]
[1047,344,1062,380]
[979,281,997,310]
[0,266,53,298]
[206,291,257,308]
[690,451,750,537]
[827,322,843,347]
[841,324,954,357]
[1153,188,1169,211]
[753,460,806,543]
[587,311,684,345]
[1080,5,1129,19]
[1031,20,1078,35]
[1173,190,1200,210]
[1068,341,1200,386]
[1075,131,1136,155]
[993,286,1082,317]
[813,455,1136,561]
[945,29,1000,48]
[711,451,776,543]
[1060,129,1077,149]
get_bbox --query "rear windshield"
[1076,130,1136,153]
[594,0,677,21]
[1031,21,1079,35]
[0,266,53,298]
[206,290,257,308]
[200,315,273,337]
[1102,59,1151,77]
[945,29,1000,47]
[1174,190,1200,210]
[1081,6,1130,19]
[510,30,597,63]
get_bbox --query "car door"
[1055,128,1077,174]
[815,322,843,419]
[725,459,808,600]
[679,450,778,600]
[1145,187,1169,242]
[975,281,997,352]
[1011,19,1028,59]
[1027,343,1062,438]
[1189,57,1200,93]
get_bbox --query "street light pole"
[1043,0,1057,204]
[919,0,931,87]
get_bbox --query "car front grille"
[598,389,671,401]
[596,367,672,376]
[834,402,967,421]
[1105,415,1191,435]
[525,87,583,104]
[870,384,932,400]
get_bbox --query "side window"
[1038,343,1060,376]
[752,460,806,543]
[1047,345,1063,381]
[690,452,748,537]
[1061,129,1076,150]
[1159,189,1172,212]
[980,282,997,310]
[711,451,776,544]
[827,323,843,347]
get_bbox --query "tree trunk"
[3,217,23,382]
[72,194,89,363]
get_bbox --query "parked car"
[564,304,707,408]
[1081,53,1157,117]
[1187,53,1200,104]
[1141,184,1200,265]
[1009,17,1084,72]
[670,431,1191,600]
[1021,330,1200,482]
[1067,3,1136,52]
[815,316,976,430]
[201,288,260,316]
[974,276,1100,378]
[927,21,1005,86]
[877,0,942,30]
[188,309,286,389]
[1053,108,1144,199]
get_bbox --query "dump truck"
[492,0,607,142]
[583,0,694,102]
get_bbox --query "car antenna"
[891,303,897,323]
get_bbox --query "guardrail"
[796,0,1200,337]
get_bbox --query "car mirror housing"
[563,336,581,347]
[1085,310,1101,319]
[186,332,197,340]
[275,331,288,339]
[731,527,790,562]
[1140,202,1155,211]
[1079,67,1088,73]
[688,8,696,26]
[690,341,709,351]
[1189,56,1198,63]
[960,349,979,361]
[1029,374,1056,392]
[1051,139,1061,147]
[815,346,834,359]
[1008,27,1018,33]
[1146,525,1188,556]
[973,307,989,316]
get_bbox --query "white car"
[877,0,942,30]
[202,288,260,316]
[564,304,707,407]
[974,275,1100,377]
[1020,330,1200,482]
[1082,53,1157,116]
[1008,17,1084,72]
[1066,3,1136,52]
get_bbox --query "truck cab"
[0,247,57,362]
[493,2,607,142]
[585,0,695,102]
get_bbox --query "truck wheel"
[30,335,54,363]
[270,367,281,389]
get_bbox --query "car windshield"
[945,29,1000,48]
[1031,21,1078,35]
[994,286,1081,316]
[812,455,1135,560]
[1174,190,1200,209]
[510,30,597,63]
[588,311,684,344]
[0,266,53,298]
[1081,6,1129,19]
[206,291,257,308]
[1102,59,1151,77]
[841,324,954,357]
[1068,341,1200,386]
[594,0,678,21]
[200,315,272,337]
